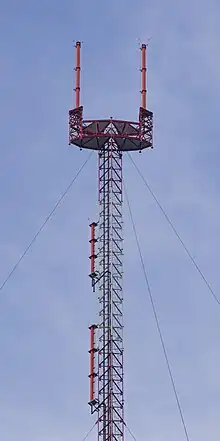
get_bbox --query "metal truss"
[97,139,124,441]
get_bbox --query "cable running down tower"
[68,41,153,441]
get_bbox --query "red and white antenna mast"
[69,41,153,441]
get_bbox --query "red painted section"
[141,43,147,109]
[90,223,95,274]
[75,41,81,108]
[89,325,96,402]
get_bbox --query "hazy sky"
[0,0,220,440]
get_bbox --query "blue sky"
[0,0,220,440]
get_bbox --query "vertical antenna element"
[88,325,98,406]
[75,41,81,108]
[89,222,98,291]
[141,43,147,109]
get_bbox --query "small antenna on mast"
[140,43,147,109]
[75,41,81,108]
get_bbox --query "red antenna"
[69,41,153,441]
[88,324,98,404]
[75,41,81,108]
[141,43,147,109]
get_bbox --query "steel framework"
[68,41,153,441]
[97,143,123,441]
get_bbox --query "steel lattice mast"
[68,41,153,441]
